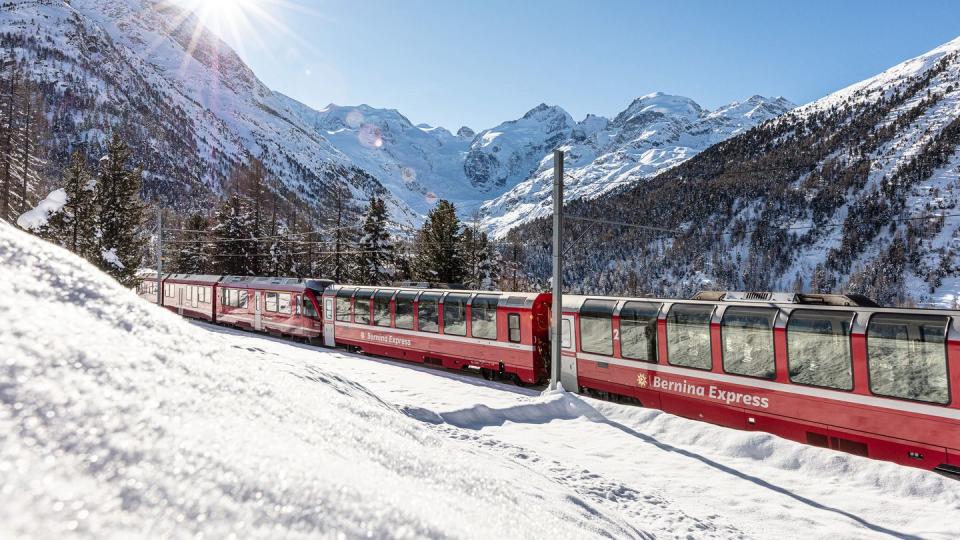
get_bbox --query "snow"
[16,188,67,231]
[4,221,960,538]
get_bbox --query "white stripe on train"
[576,352,960,421]
[333,321,536,352]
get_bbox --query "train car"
[558,290,960,476]
[321,285,552,384]
[217,276,332,340]
[162,274,222,321]
[135,269,166,304]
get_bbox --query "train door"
[323,296,335,347]
[254,291,263,331]
[559,313,579,391]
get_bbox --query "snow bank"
[16,188,66,230]
[0,222,644,538]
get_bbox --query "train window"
[238,290,248,309]
[471,295,500,340]
[666,304,714,370]
[508,313,521,343]
[418,294,440,333]
[394,291,417,329]
[561,319,572,349]
[443,294,469,336]
[229,289,239,307]
[303,296,319,319]
[187,287,193,300]
[265,292,279,313]
[373,290,394,327]
[354,290,374,324]
[336,288,355,322]
[722,306,777,379]
[278,293,292,315]
[787,310,853,390]
[580,300,616,356]
[867,313,950,404]
[620,301,660,362]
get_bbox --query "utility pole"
[156,207,163,305]
[549,150,563,390]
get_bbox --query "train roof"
[561,290,959,317]
[326,284,549,309]
[165,274,223,284]
[220,275,334,293]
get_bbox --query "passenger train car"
[137,272,331,340]
[558,291,960,476]
[320,285,552,385]
[135,271,960,476]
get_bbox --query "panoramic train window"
[867,313,950,404]
[620,301,660,362]
[373,290,393,327]
[394,291,417,329]
[418,293,440,333]
[722,306,777,379]
[265,292,278,313]
[278,293,292,315]
[471,295,500,340]
[238,290,248,309]
[508,313,521,343]
[336,288,355,322]
[354,290,374,324]
[580,300,617,356]
[443,294,469,336]
[787,310,853,390]
[666,304,714,370]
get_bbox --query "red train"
[136,272,960,477]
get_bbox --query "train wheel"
[480,368,493,380]
[511,374,528,387]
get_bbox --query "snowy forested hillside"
[0,0,790,231]
[511,36,960,307]
[4,220,960,538]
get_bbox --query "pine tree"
[39,151,97,258]
[213,193,259,275]
[265,221,297,276]
[413,199,464,284]
[462,219,497,289]
[93,133,147,286]
[326,182,360,282]
[355,197,395,285]
[0,57,49,223]
[172,213,211,274]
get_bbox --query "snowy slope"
[4,221,960,538]
[481,94,794,237]
[0,221,642,538]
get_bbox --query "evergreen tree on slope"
[355,197,395,285]
[40,151,97,259]
[94,134,146,287]
[213,193,259,276]
[172,213,212,274]
[413,199,464,284]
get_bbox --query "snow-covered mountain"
[481,93,794,236]
[0,0,793,233]
[510,36,960,308]
[0,0,421,223]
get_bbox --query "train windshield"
[302,295,319,319]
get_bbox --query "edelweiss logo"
[636,373,648,388]
[360,331,366,339]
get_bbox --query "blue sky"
[214,0,960,131]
